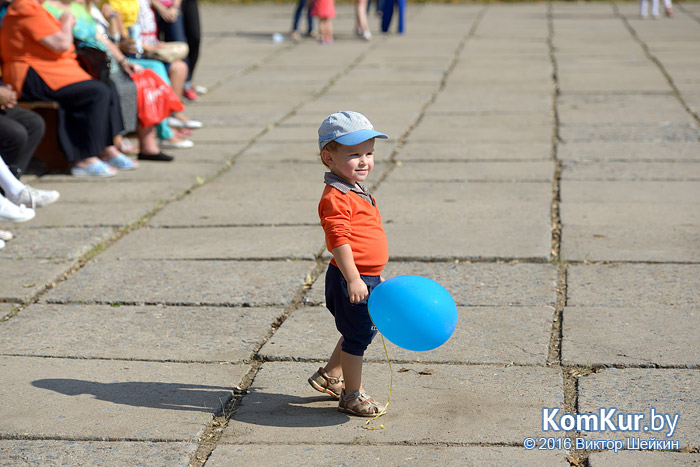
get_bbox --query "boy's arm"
[332,244,368,304]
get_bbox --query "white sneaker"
[194,85,208,95]
[161,138,194,149]
[0,230,13,241]
[0,239,4,249]
[0,197,35,222]
[6,185,60,209]
[362,30,372,41]
[167,117,203,130]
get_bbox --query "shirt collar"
[324,172,374,205]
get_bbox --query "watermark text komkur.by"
[541,407,679,437]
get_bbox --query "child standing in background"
[311,0,335,44]
[310,111,389,416]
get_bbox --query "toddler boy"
[309,110,389,417]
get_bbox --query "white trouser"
[640,0,672,16]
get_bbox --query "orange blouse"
[0,0,91,97]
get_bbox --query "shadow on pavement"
[32,379,234,413]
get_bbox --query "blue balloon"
[368,275,458,351]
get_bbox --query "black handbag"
[73,39,111,85]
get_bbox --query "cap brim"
[334,129,388,147]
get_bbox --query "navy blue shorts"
[325,263,381,356]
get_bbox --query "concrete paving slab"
[207,444,569,466]
[561,202,699,226]
[235,141,319,162]
[578,368,699,447]
[562,306,700,368]
[149,142,248,166]
[0,304,283,363]
[183,126,262,143]
[0,356,245,441]
[304,262,557,307]
[557,141,700,161]
[396,141,551,161]
[562,161,700,181]
[22,180,189,205]
[561,225,700,263]
[16,201,157,228]
[0,440,196,466]
[559,123,699,143]
[588,451,700,467]
[384,215,552,260]
[430,89,553,115]
[408,114,553,143]
[261,305,553,365]
[220,362,563,445]
[560,181,700,203]
[0,259,72,303]
[375,181,552,260]
[42,259,314,307]
[567,264,700,307]
[101,226,323,261]
[557,71,670,93]
[0,227,115,261]
[149,161,327,227]
[558,93,689,124]
[387,161,553,182]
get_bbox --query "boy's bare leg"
[324,337,343,378]
[341,351,363,394]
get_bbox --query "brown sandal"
[308,367,343,399]
[338,389,384,417]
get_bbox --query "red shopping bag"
[132,69,185,128]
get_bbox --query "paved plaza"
[1,1,699,465]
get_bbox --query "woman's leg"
[291,0,305,33]
[21,68,113,165]
[181,0,201,82]
[355,0,369,33]
[0,107,45,179]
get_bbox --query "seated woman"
[113,0,201,129]
[88,0,193,149]
[0,0,137,176]
[42,0,176,161]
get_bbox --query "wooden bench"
[18,101,70,172]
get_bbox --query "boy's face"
[322,138,375,185]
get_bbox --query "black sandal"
[138,152,174,162]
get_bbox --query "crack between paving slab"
[546,0,563,264]
[0,202,166,324]
[613,2,700,127]
[372,4,488,191]
[188,258,327,466]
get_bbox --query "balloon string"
[363,334,392,430]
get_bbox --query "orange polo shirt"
[318,176,389,276]
[0,0,91,97]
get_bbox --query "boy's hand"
[347,278,369,304]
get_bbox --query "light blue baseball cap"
[318,111,388,151]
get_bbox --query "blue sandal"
[105,153,138,171]
[71,160,117,178]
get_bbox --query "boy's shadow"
[32,379,348,427]
[32,379,234,413]
[232,387,349,428]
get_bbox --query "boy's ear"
[321,149,334,167]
